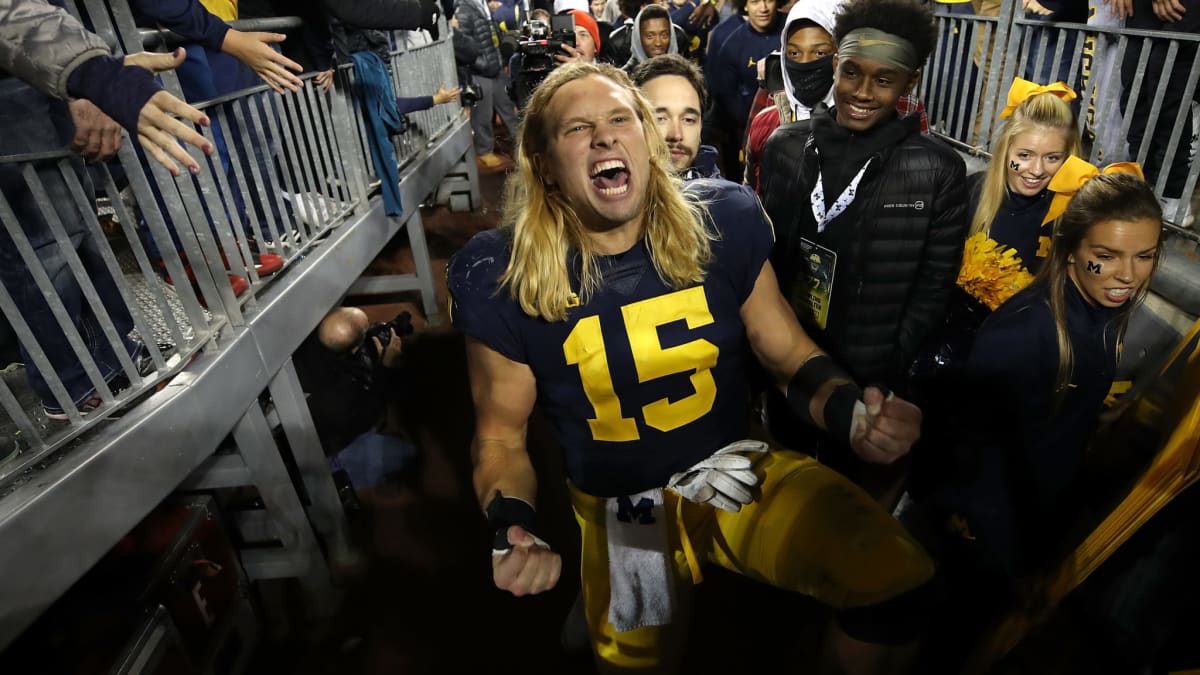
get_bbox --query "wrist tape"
[785,354,862,444]
[485,490,545,554]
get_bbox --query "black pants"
[1120,0,1200,198]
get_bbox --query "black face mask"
[785,54,835,108]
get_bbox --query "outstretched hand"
[850,387,922,465]
[315,68,335,92]
[221,30,304,93]
[123,50,213,176]
[492,525,561,596]
[1152,0,1187,21]
[432,82,461,105]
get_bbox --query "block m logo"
[615,496,656,524]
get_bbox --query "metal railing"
[0,5,464,486]
[922,0,1200,232]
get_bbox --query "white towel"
[606,488,676,632]
[554,0,589,12]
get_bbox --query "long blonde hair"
[498,62,714,321]
[1036,173,1162,393]
[970,92,1082,237]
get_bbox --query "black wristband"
[485,490,539,551]
[785,354,862,442]
[823,381,862,444]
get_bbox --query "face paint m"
[1005,128,1071,197]
[1067,217,1160,308]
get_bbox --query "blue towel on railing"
[350,51,404,216]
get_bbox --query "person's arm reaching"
[0,1,212,173]
[465,337,562,597]
[130,0,304,93]
[219,29,304,93]
[0,0,110,99]
[69,50,213,175]
[742,260,923,464]
[319,0,440,30]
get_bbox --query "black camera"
[360,310,414,369]
[460,77,481,107]
[512,14,576,107]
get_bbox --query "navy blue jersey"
[965,173,1053,275]
[706,12,744,58]
[448,181,774,496]
[708,22,782,131]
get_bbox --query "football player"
[448,61,933,673]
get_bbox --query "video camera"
[511,14,576,107]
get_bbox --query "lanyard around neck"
[810,148,872,233]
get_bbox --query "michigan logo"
[616,496,656,524]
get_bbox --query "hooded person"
[622,4,679,71]
[604,0,689,66]
[744,0,842,189]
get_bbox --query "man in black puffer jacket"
[455,0,518,170]
[760,0,967,466]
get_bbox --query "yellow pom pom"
[957,233,1036,310]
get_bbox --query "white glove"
[666,440,769,512]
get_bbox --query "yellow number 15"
[562,286,719,442]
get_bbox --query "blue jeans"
[1022,13,1083,94]
[329,430,417,488]
[0,79,138,408]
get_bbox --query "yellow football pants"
[570,449,934,672]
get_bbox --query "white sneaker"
[282,192,349,228]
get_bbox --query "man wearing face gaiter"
[744,0,843,190]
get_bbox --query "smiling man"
[759,0,968,470]
[631,54,721,179]
[622,3,679,71]
[448,61,938,673]
[706,0,782,175]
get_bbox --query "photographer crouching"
[293,306,418,493]
[508,9,600,108]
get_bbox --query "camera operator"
[454,0,519,171]
[293,306,417,489]
[509,9,600,107]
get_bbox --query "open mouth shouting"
[590,159,630,197]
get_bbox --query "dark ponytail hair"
[1036,173,1163,393]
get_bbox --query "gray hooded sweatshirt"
[624,5,679,71]
[777,0,842,123]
